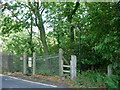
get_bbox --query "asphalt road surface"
[1,74,58,88]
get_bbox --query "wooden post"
[23,52,27,74]
[33,52,36,75]
[8,54,13,72]
[59,48,63,77]
[70,55,77,80]
[0,53,2,90]
[108,64,112,76]
[0,52,2,73]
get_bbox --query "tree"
[0,1,49,55]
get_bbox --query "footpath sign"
[28,57,32,67]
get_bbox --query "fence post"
[0,52,2,74]
[8,54,13,72]
[59,48,63,77]
[70,55,77,80]
[23,52,27,74]
[107,64,112,76]
[33,52,36,75]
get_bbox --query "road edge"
[1,74,58,88]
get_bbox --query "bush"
[76,70,119,88]
[104,75,119,88]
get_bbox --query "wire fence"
[13,55,23,72]
[0,52,22,73]
[36,55,59,76]
[1,52,60,76]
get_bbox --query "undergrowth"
[76,70,119,88]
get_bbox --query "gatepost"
[70,55,77,80]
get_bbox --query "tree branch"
[41,8,45,14]
[68,2,80,22]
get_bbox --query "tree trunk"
[35,11,49,55]
[30,11,34,55]
[67,2,80,42]
[31,2,49,55]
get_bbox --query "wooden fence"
[1,51,112,78]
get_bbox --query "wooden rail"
[63,70,70,73]
[63,65,70,68]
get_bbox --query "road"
[1,74,58,88]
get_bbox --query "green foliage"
[1,2,119,67]
[76,70,105,87]
[0,16,22,36]
[45,2,120,71]
[76,70,119,88]
[104,75,119,88]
